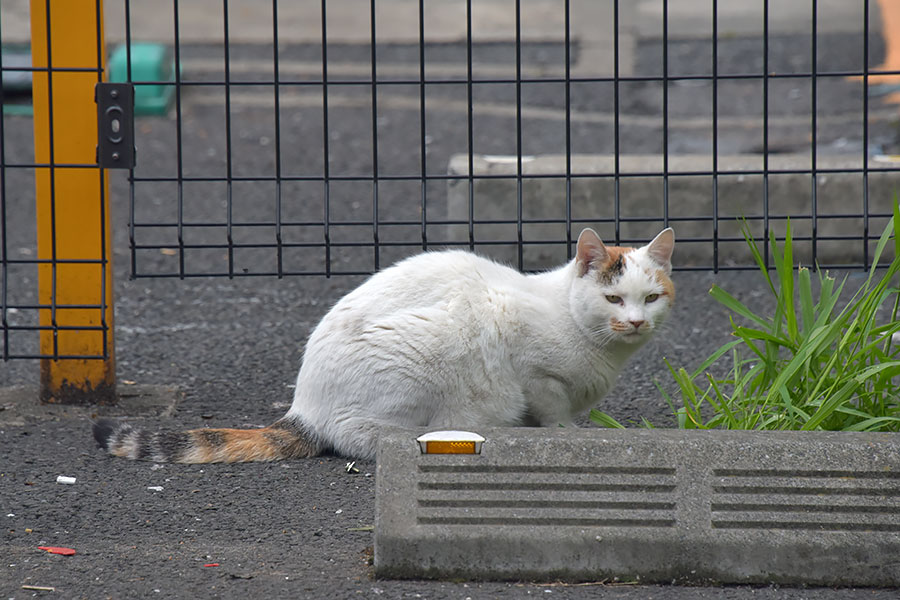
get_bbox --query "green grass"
[591,204,900,432]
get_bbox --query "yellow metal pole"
[31,0,116,404]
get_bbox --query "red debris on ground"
[37,546,76,556]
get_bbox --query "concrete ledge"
[375,427,900,585]
[447,154,900,269]
[0,384,182,426]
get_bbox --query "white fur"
[286,228,675,459]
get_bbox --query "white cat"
[93,227,675,462]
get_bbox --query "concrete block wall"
[447,154,900,270]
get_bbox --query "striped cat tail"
[92,417,321,463]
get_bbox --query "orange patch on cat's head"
[654,268,676,302]
[595,246,634,283]
[575,228,639,281]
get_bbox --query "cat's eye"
[645,293,660,303]
[605,295,624,305]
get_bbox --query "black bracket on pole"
[95,82,136,169]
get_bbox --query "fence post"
[30,0,116,405]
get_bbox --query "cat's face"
[569,228,675,345]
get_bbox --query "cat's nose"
[629,320,645,329]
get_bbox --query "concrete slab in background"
[446,153,900,269]
[2,0,877,43]
[635,0,881,39]
[1,0,633,76]
[1,0,884,76]
[375,427,900,585]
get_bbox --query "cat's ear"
[575,228,609,277]
[646,228,675,274]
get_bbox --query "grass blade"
[589,409,626,429]
[687,339,744,379]
[709,286,772,331]
[741,219,776,297]
[776,220,799,343]
[845,416,900,432]
[798,266,814,335]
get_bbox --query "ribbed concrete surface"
[375,427,900,585]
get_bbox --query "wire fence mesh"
[2,0,112,362]
[3,0,900,360]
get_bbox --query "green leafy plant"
[591,204,900,432]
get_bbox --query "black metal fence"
[119,0,899,278]
[2,0,900,361]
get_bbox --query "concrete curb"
[446,154,900,270]
[0,384,182,426]
[375,427,900,585]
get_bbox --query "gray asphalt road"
[2,266,890,599]
[2,35,899,599]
